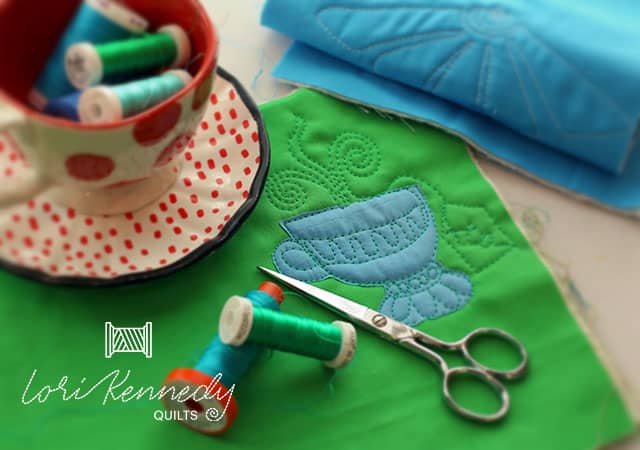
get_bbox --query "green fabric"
[0,89,635,450]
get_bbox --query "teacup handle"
[0,97,51,208]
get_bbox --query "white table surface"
[203,1,639,447]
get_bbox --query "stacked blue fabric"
[262,0,640,214]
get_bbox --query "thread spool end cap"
[78,87,123,124]
[257,282,285,305]
[159,24,192,68]
[66,43,103,90]
[165,69,193,86]
[325,321,357,369]
[86,0,149,34]
[162,368,238,435]
[219,296,254,347]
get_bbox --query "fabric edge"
[468,148,640,427]
[270,73,640,219]
[260,79,640,440]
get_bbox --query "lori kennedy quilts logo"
[20,321,233,425]
[104,322,153,359]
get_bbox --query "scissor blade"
[258,266,369,321]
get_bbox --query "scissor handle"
[442,366,510,423]
[459,328,528,380]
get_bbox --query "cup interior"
[0,0,216,126]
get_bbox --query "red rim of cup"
[0,1,218,131]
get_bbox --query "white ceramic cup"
[0,0,218,216]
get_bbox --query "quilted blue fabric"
[272,185,473,326]
[262,0,640,212]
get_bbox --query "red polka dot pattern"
[154,133,194,168]
[0,76,262,280]
[65,154,116,181]
[133,102,183,147]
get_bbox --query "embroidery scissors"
[258,266,529,423]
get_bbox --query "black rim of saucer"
[0,67,270,287]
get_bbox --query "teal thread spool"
[65,24,191,90]
[162,283,285,436]
[29,0,149,109]
[78,69,192,123]
[220,296,357,369]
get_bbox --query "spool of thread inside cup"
[78,69,192,124]
[43,92,82,121]
[66,24,191,90]
[162,283,285,436]
[220,297,357,369]
[29,0,149,110]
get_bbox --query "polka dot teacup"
[0,0,218,216]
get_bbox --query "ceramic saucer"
[0,68,269,285]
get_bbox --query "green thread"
[248,308,343,362]
[265,114,381,213]
[390,176,516,275]
[97,33,177,79]
[290,116,335,188]
[266,114,517,278]
[428,182,514,275]
[265,169,314,212]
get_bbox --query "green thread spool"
[66,24,191,89]
[78,69,192,124]
[219,296,357,369]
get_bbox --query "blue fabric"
[273,185,473,326]
[262,0,640,212]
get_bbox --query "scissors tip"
[257,266,281,278]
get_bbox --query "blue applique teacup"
[273,185,473,326]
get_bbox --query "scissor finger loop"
[460,328,529,381]
[258,267,529,422]
[442,366,510,423]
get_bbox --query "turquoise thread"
[313,1,632,141]
[316,4,466,54]
[32,0,146,103]
[424,41,475,90]
[111,72,187,118]
[504,43,539,135]
[194,290,281,387]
